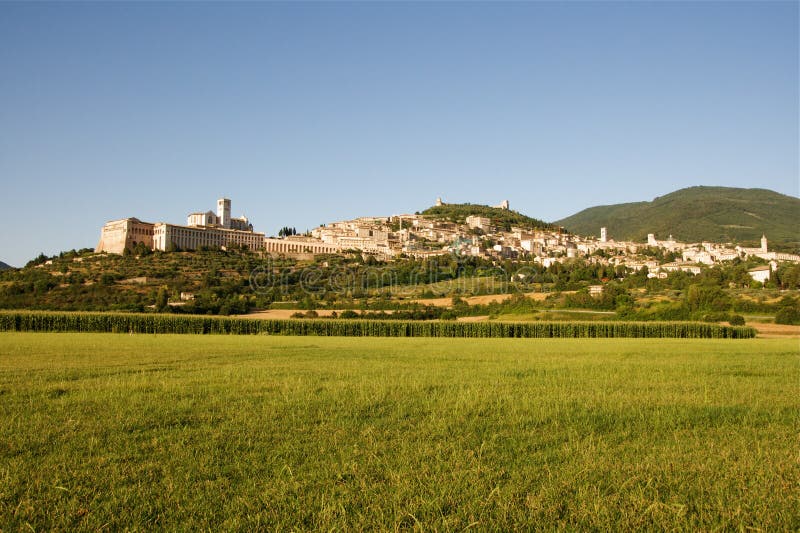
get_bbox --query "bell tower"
[217,198,231,229]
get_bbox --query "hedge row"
[0,311,757,338]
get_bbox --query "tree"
[776,264,800,290]
[155,287,169,312]
[25,253,49,269]
[685,284,730,313]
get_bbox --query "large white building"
[154,198,263,251]
[186,198,253,232]
[152,223,264,252]
[95,217,155,254]
[97,198,264,254]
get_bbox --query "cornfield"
[0,311,757,338]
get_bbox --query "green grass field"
[1,333,797,530]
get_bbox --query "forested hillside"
[556,186,800,250]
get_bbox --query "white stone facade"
[98,198,262,254]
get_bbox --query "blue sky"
[1,1,797,267]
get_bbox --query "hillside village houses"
[97,197,800,280]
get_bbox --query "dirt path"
[456,315,490,322]
[247,309,342,319]
[750,322,800,339]
[409,291,553,308]
[247,309,399,319]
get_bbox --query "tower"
[436,197,443,207]
[217,198,231,229]
[600,227,607,243]
[647,233,657,246]
[761,234,768,253]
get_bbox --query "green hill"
[0,249,272,314]
[0,261,12,271]
[421,203,556,231]
[555,186,800,250]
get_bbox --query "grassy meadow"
[0,333,797,530]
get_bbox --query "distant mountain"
[421,203,556,231]
[555,186,800,250]
[0,261,13,271]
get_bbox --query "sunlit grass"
[0,333,797,529]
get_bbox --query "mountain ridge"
[554,186,800,250]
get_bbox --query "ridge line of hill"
[553,186,800,249]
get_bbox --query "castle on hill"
[96,198,264,254]
[436,196,509,210]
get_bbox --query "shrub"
[700,311,731,323]
[774,306,800,325]
[728,314,746,326]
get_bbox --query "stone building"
[152,223,264,252]
[748,265,771,283]
[263,237,343,256]
[186,198,253,231]
[465,216,492,231]
[97,198,263,254]
[95,218,155,254]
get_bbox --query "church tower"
[761,234,768,253]
[217,198,231,229]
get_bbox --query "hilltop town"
[96,196,800,283]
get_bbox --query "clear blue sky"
[1,1,797,267]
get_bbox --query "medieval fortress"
[97,197,799,281]
[96,198,264,255]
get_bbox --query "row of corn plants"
[0,311,757,338]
